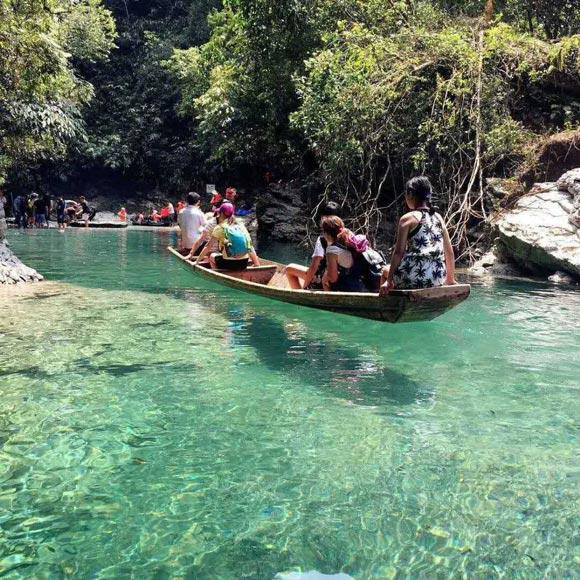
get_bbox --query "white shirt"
[326,244,353,268]
[178,205,206,248]
[312,237,325,259]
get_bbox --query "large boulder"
[495,177,580,279]
[0,197,43,284]
[557,168,580,227]
[256,182,308,243]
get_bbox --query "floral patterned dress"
[394,210,447,289]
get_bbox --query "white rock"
[557,168,580,197]
[468,266,488,277]
[495,178,580,279]
[548,271,576,284]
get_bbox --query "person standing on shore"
[13,194,28,229]
[56,197,66,230]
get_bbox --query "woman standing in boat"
[382,176,456,292]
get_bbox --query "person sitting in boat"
[159,203,173,225]
[150,209,161,223]
[175,199,186,215]
[210,191,223,213]
[285,202,342,289]
[320,216,369,292]
[195,202,260,270]
[225,187,237,205]
[118,207,128,222]
[178,192,206,254]
[381,176,456,292]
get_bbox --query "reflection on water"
[231,314,434,409]
[1,228,579,578]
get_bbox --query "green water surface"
[1,228,578,578]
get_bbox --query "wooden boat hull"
[69,221,128,229]
[168,247,470,323]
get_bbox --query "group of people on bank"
[178,177,456,292]
[11,193,96,229]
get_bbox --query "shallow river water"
[1,228,578,578]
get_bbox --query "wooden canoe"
[168,246,470,323]
[69,221,128,229]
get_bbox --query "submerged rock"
[495,173,580,279]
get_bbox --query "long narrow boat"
[69,221,128,229]
[168,247,470,323]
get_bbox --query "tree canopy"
[3,0,579,250]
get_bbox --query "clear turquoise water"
[1,228,578,578]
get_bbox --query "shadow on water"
[229,313,434,411]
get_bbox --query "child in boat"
[382,176,456,292]
[285,202,341,289]
[195,203,259,270]
[320,216,368,292]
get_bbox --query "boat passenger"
[321,216,368,292]
[285,202,341,289]
[381,176,456,292]
[175,200,186,214]
[151,209,161,223]
[178,192,206,253]
[195,202,260,270]
[159,204,173,225]
[118,207,128,222]
[210,191,223,213]
[225,187,238,204]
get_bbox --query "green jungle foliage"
[3,0,579,247]
[0,0,116,184]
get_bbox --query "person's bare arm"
[249,249,260,266]
[440,217,456,285]
[303,256,322,288]
[386,214,416,290]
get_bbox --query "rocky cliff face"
[255,182,308,243]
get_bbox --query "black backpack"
[354,247,387,292]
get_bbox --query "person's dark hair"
[405,176,438,215]
[187,192,200,205]
[318,201,341,220]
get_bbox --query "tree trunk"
[0,199,43,285]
